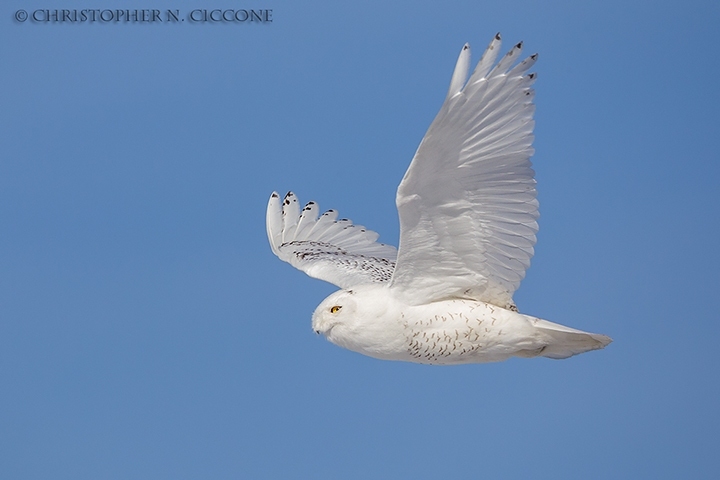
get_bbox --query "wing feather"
[293,201,320,241]
[267,192,397,288]
[470,33,502,80]
[280,192,300,244]
[446,44,471,100]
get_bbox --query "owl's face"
[311,289,358,337]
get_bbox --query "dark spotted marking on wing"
[281,240,396,283]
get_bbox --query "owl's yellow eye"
[330,305,342,314]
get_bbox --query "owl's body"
[313,285,609,365]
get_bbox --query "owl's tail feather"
[522,318,612,360]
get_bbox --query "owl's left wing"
[267,192,397,288]
[391,35,539,309]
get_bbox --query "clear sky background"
[1,0,719,478]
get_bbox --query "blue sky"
[1,0,719,478]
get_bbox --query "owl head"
[311,289,358,336]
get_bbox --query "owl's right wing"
[266,192,397,289]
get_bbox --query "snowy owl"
[266,34,611,364]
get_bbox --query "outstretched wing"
[391,34,539,309]
[267,191,397,288]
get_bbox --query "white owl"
[267,34,611,364]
